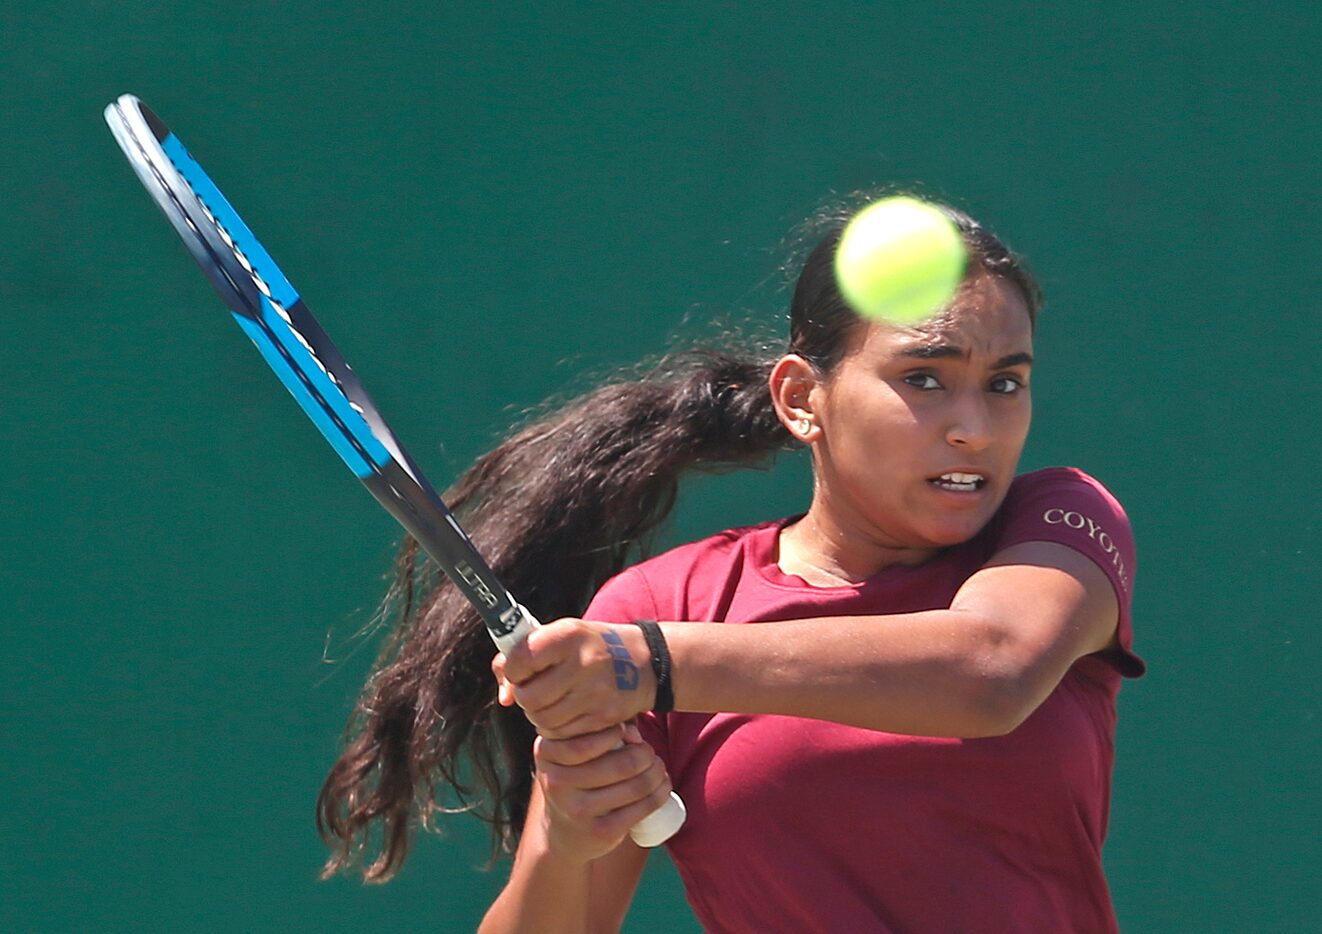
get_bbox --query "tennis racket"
[104,93,685,847]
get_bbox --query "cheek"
[830,393,924,459]
[1002,399,1033,452]
[822,401,932,501]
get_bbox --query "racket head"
[103,94,430,489]
[103,94,524,632]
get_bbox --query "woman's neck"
[777,499,940,586]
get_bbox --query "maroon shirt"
[585,468,1143,934]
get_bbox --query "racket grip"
[628,789,687,847]
[492,606,687,847]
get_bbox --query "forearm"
[504,552,1112,739]
[479,740,652,934]
[479,826,592,934]
[662,609,1027,737]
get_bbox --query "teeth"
[940,472,983,484]
[932,472,984,491]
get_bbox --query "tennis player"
[319,194,1143,933]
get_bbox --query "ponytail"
[316,350,790,879]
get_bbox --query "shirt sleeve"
[583,566,658,624]
[994,467,1144,677]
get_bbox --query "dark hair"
[315,192,1041,880]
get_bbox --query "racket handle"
[628,789,687,847]
[492,607,687,847]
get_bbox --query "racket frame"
[105,94,533,649]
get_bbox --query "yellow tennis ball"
[834,196,967,325]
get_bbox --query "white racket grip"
[628,788,687,847]
[492,605,687,847]
[490,604,541,656]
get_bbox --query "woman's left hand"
[493,619,656,738]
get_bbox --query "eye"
[989,375,1025,395]
[904,373,942,391]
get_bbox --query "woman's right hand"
[533,721,674,864]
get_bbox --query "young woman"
[318,195,1144,933]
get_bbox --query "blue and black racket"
[104,94,685,847]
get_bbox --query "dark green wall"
[3,3,1317,931]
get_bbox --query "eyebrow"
[896,345,1034,369]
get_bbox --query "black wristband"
[633,620,674,713]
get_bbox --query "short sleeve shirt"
[585,468,1142,934]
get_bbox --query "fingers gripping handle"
[493,608,686,847]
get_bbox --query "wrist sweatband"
[633,620,674,713]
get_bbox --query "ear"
[769,354,824,443]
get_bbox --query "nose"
[945,390,993,451]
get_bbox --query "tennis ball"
[834,196,967,326]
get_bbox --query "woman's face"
[809,273,1035,556]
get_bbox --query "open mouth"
[927,472,987,493]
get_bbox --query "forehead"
[852,274,1034,361]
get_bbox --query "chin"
[919,514,995,548]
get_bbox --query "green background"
[3,3,1317,931]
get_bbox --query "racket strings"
[115,110,250,308]
[155,141,392,507]
[179,167,454,605]
[163,145,371,430]
[168,150,420,528]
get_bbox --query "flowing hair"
[316,191,1042,881]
